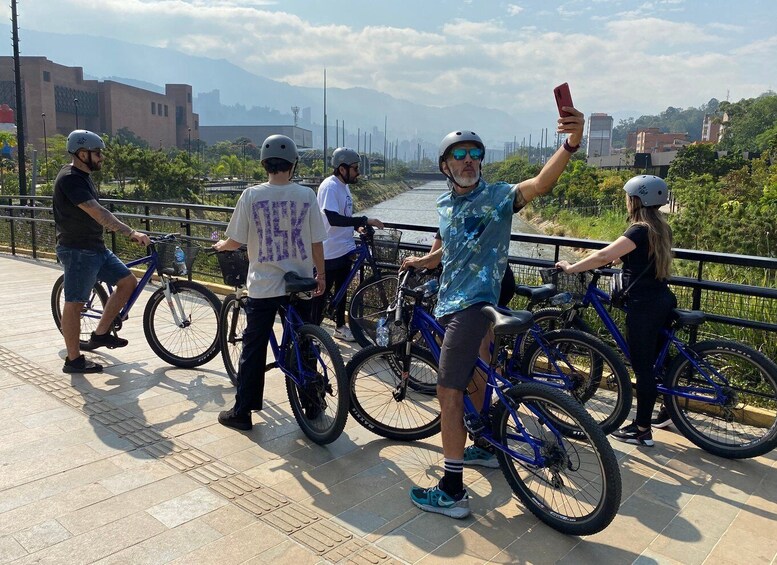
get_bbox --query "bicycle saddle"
[283,272,318,293]
[481,305,534,336]
[672,309,706,326]
[514,283,557,302]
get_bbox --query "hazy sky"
[10,0,777,122]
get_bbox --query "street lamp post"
[74,98,79,129]
[41,113,49,183]
[187,128,191,160]
[241,141,247,181]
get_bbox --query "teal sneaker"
[463,445,499,468]
[409,483,470,519]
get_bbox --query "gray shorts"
[437,303,492,391]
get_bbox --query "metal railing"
[2,195,776,353]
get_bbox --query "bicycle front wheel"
[143,280,222,368]
[664,340,777,459]
[348,275,399,348]
[284,324,348,445]
[218,293,246,386]
[521,328,631,435]
[51,274,109,341]
[492,382,621,536]
[346,344,440,441]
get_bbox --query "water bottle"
[550,291,572,306]
[376,317,389,347]
[173,245,187,276]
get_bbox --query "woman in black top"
[555,175,676,447]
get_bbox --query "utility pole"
[323,69,328,169]
[11,0,26,197]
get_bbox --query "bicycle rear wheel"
[143,280,221,368]
[517,307,594,357]
[346,344,440,441]
[492,382,621,536]
[520,329,631,435]
[218,293,245,386]
[51,274,109,342]
[284,323,348,445]
[664,340,777,459]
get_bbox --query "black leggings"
[626,289,677,428]
[310,253,352,328]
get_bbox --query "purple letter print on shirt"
[251,200,310,262]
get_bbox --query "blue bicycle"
[51,234,222,368]
[216,253,348,445]
[531,267,777,459]
[346,269,621,535]
[321,226,402,347]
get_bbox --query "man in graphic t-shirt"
[213,134,327,431]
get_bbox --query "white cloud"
[8,0,775,126]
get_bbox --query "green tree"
[718,93,777,153]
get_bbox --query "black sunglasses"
[450,147,484,161]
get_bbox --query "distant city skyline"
[7,0,775,129]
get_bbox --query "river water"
[360,180,562,261]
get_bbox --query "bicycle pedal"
[463,413,486,436]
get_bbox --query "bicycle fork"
[162,280,190,328]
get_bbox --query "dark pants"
[233,296,311,415]
[626,289,677,428]
[310,253,353,328]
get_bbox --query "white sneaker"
[334,326,356,342]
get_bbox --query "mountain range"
[2,25,534,150]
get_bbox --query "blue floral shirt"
[435,179,518,318]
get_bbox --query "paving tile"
[166,520,286,564]
[146,486,228,528]
[12,519,71,554]
[92,516,223,565]
[10,512,166,565]
[0,534,27,562]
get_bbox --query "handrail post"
[30,201,37,259]
[109,202,117,253]
[9,205,16,255]
[690,261,705,345]
[144,205,151,233]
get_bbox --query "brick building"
[628,127,690,153]
[0,56,198,151]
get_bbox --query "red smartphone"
[554,82,574,117]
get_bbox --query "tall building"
[701,114,722,143]
[0,56,199,151]
[586,113,613,158]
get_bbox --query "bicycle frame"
[267,300,333,389]
[326,234,382,312]
[81,246,192,329]
[394,278,570,467]
[573,274,737,407]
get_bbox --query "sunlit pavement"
[1,252,775,564]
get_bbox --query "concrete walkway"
[0,253,775,564]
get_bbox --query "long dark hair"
[627,195,673,280]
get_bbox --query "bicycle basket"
[155,240,201,277]
[349,275,406,345]
[370,228,402,264]
[539,268,590,299]
[216,248,249,287]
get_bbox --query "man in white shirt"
[312,147,383,341]
[213,135,327,431]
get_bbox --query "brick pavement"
[0,253,775,564]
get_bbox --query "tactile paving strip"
[0,345,397,561]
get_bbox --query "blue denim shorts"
[56,245,132,303]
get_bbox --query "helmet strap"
[73,150,98,173]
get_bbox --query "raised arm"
[514,106,585,210]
